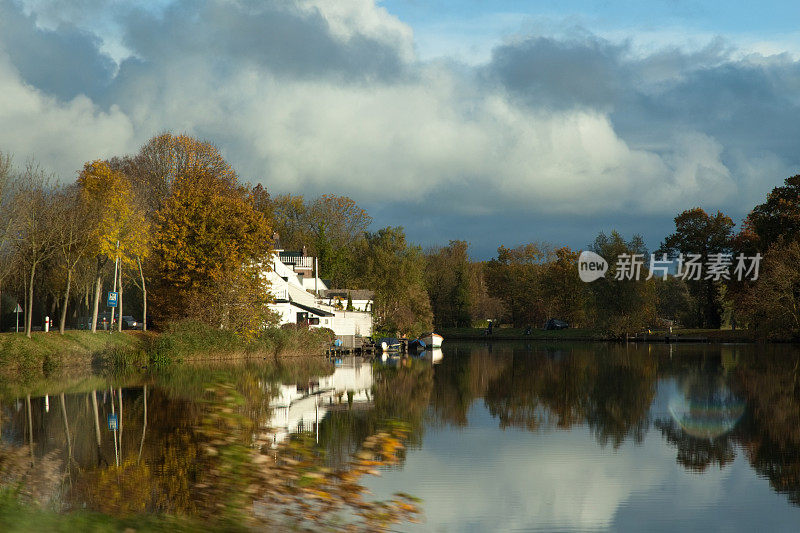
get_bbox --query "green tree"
[425,240,473,328]
[748,175,800,250]
[659,208,734,328]
[588,231,656,336]
[541,247,588,327]
[655,276,696,327]
[354,227,432,337]
[468,261,507,325]
[263,193,309,251]
[739,238,800,339]
[484,243,551,328]
[258,193,371,288]
[308,195,371,287]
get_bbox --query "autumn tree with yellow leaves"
[78,161,149,333]
[151,162,272,334]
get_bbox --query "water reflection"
[0,361,422,530]
[667,375,745,440]
[1,343,800,530]
[265,357,374,446]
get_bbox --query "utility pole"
[109,240,119,333]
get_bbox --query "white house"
[265,249,373,346]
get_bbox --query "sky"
[1,1,800,258]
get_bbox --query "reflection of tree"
[655,366,744,471]
[480,344,656,447]
[0,360,422,530]
[654,419,737,472]
[319,358,434,468]
[584,350,655,448]
[431,343,510,427]
[735,347,800,505]
[483,348,555,430]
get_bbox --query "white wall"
[264,252,372,338]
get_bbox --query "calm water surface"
[2,341,800,531]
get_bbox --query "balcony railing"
[270,289,289,301]
[279,255,314,269]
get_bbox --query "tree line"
[3,132,800,339]
[0,134,437,339]
[423,175,800,339]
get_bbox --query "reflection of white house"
[265,250,373,346]
[263,358,373,446]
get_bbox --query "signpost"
[107,291,118,308]
[110,240,120,332]
[13,303,22,333]
[107,413,118,431]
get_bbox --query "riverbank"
[439,327,758,343]
[0,322,335,381]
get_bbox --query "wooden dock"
[326,338,418,358]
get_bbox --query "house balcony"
[279,254,314,270]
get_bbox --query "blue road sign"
[107,413,118,431]
[107,291,118,308]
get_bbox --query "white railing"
[279,255,314,269]
[270,289,289,300]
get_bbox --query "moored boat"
[378,337,402,352]
[419,332,444,348]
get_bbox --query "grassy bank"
[140,321,335,367]
[0,330,141,380]
[0,322,335,381]
[439,327,757,342]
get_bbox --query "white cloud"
[0,52,134,177]
[298,0,416,62]
[1,0,799,247]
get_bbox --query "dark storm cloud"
[486,36,627,109]
[0,0,115,100]
[2,0,800,255]
[118,0,408,83]
[483,34,800,210]
[614,57,800,160]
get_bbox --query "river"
[2,341,799,531]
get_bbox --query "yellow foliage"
[77,160,150,265]
[152,165,272,333]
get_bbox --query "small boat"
[407,338,426,352]
[378,337,402,352]
[419,332,444,348]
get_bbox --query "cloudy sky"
[1,1,799,257]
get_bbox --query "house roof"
[279,250,304,257]
[289,300,335,317]
[321,289,374,300]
